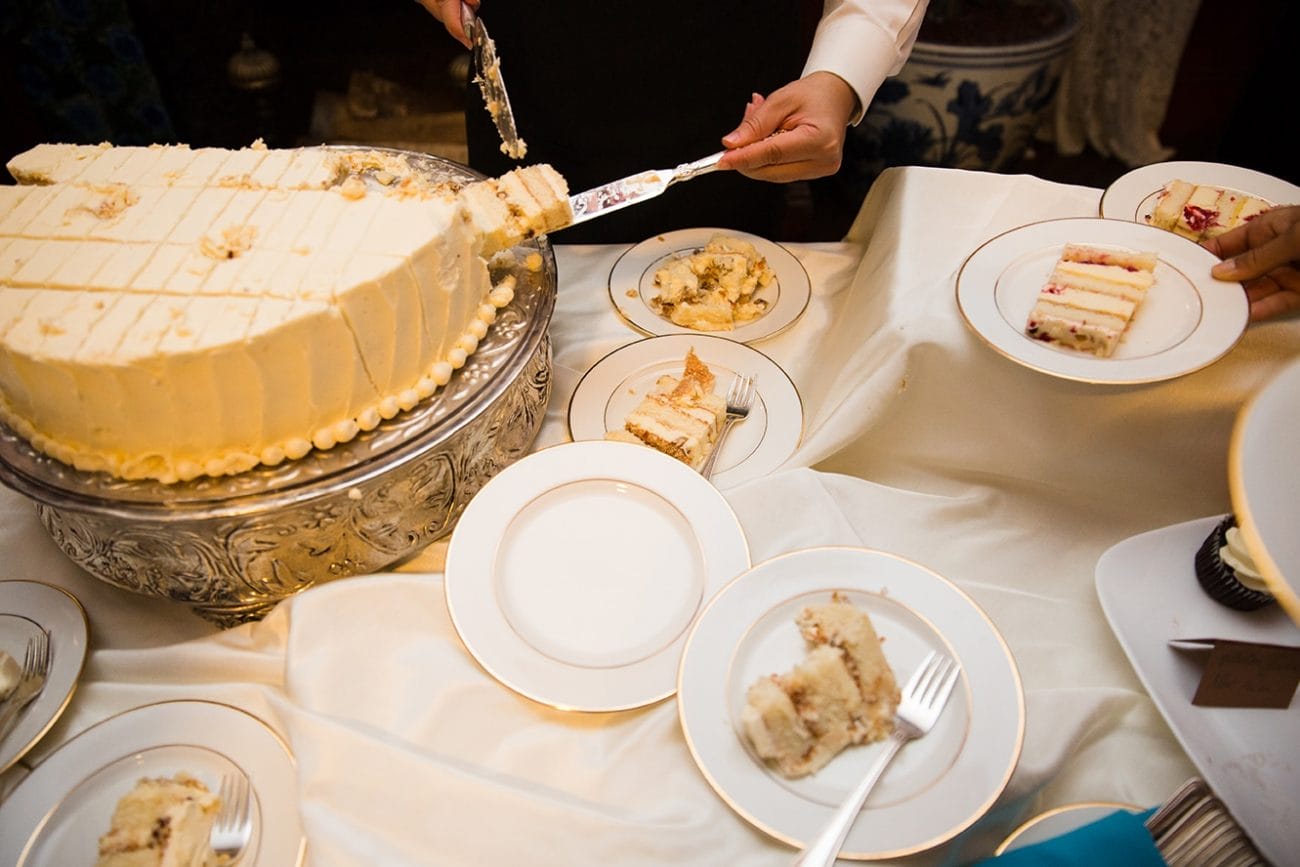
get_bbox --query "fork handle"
[699,416,739,480]
[793,730,909,867]
[0,682,39,743]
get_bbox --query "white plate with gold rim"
[0,700,304,866]
[567,334,803,488]
[1229,356,1300,624]
[1099,160,1300,227]
[0,580,88,774]
[677,546,1023,859]
[956,217,1248,384]
[607,228,811,343]
[445,440,750,712]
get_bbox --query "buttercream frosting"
[0,144,571,483]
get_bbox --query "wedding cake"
[0,142,570,483]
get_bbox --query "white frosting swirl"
[1220,526,1270,592]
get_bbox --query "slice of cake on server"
[1024,244,1158,358]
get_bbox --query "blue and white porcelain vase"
[849,0,1080,181]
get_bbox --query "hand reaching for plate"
[1205,204,1300,322]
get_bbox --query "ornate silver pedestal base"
[0,150,556,628]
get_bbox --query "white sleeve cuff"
[801,0,927,125]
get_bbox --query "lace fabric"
[1046,0,1202,167]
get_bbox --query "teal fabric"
[975,807,1165,866]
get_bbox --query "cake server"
[462,3,526,159]
[569,151,725,225]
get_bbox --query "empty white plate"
[444,440,750,711]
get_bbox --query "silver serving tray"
[0,148,556,626]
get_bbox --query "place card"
[1169,638,1300,709]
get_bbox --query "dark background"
[1,0,1295,240]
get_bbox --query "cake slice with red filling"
[1147,179,1272,241]
[1025,244,1157,358]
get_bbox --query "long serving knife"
[568,151,725,225]
[462,3,526,159]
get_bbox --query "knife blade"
[463,3,526,160]
[568,151,725,225]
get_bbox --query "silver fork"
[700,373,755,480]
[794,651,962,867]
[210,772,254,863]
[0,631,51,743]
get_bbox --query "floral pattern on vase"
[843,4,1079,202]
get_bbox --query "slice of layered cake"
[1147,179,1272,241]
[1025,244,1158,358]
[96,773,223,867]
[741,593,899,778]
[606,348,726,470]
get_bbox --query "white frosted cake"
[0,142,571,483]
[1024,244,1157,357]
[605,348,726,469]
[96,773,222,867]
[1147,179,1272,241]
[742,593,899,778]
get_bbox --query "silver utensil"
[1146,778,1265,867]
[569,151,724,225]
[794,651,961,867]
[700,373,754,480]
[0,631,50,742]
[211,771,254,863]
[462,3,525,159]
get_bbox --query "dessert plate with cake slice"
[444,440,750,712]
[0,580,88,775]
[1099,160,1300,233]
[677,546,1023,859]
[567,334,803,488]
[0,699,304,866]
[607,228,811,343]
[956,217,1248,384]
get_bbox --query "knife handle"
[672,151,725,184]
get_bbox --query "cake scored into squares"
[741,593,899,779]
[605,348,726,470]
[1147,179,1272,241]
[0,142,572,483]
[96,773,224,867]
[1024,244,1158,358]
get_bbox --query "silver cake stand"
[0,149,555,627]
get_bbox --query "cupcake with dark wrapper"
[1194,515,1275,611]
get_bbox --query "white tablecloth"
[2,166,1297,865]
